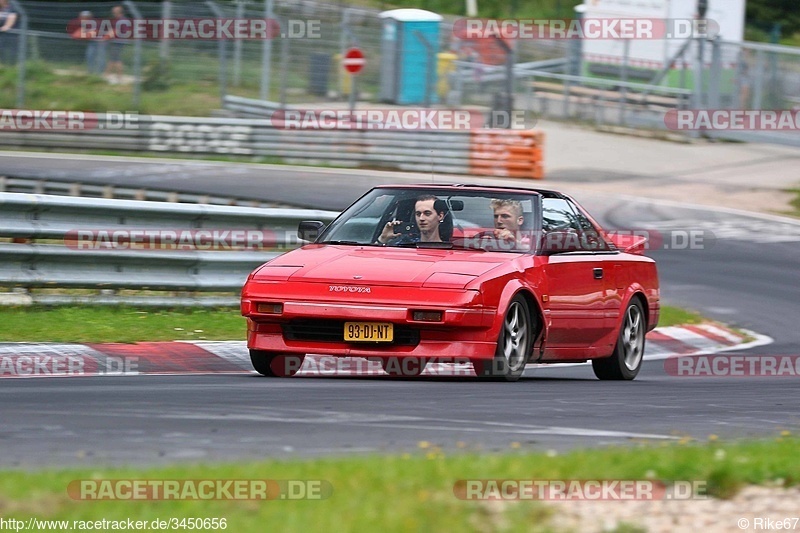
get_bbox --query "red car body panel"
[241,185,660,367]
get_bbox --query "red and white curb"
[0,324,772,379]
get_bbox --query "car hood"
[252,244,513,289]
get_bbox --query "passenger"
[376,194,445,244]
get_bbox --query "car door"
[540,197,614,354]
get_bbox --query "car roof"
[374,183,567,199]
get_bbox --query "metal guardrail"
[0,113,546,178]
[222,95,293,118]
[0,176,282,207]
[0,192,338,304]
[0,113,476,175]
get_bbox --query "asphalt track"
[1,152,799,467]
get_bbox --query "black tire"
[592,299,646,380]
[381,357,428,377]
[249,350,305,377]
[474,295,533,382]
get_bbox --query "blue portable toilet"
[379,9,443,105]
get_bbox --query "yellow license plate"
[344,322,394,342]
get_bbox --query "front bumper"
[243,299,499,361]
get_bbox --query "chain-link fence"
[2,1,799,145]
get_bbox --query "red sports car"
[241,184,659,381]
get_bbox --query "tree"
[746,0,800,38]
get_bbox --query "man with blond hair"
[490,198,524,239]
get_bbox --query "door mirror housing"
[298,221,325,242]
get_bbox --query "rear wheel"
[592,299,646,380]
[474,295,532,381]
[381,357,428,377]
[249,350,305,377]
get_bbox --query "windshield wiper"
[320,240,367,246]
[394,242,454,249]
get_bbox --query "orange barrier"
[469,129,544,179]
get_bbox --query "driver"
[491,198,524,239]
[376,195,445,245]
[487,198,531,250]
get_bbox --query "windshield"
[318,188,539,253]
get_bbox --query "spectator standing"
[103,5,126,84]
[71,10,105,75]
[0,0,18,64]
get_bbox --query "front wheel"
[474,295,533,382]
[250,350,305,377]
[592,299,646,380]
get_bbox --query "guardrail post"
[9,0,27,107]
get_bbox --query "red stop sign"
[343,48,366,74]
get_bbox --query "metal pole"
[349,74,357,117]
[493,35,514,128]
[123,0,143,108]
[279,20,289,109]
[233,0,245,86]
[205,1,228,106]
[414,30,435,108]
[160,1,171,60]
[752,49,765,110]
[9,0,26,107]
[696,37,705,108]
[340,8,351,99]
[453,60,463,107]
[620,39,629,125]
[259,0,273,101]
[570,5,586,77]
[708,37,721,109]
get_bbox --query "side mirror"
[298,220,325,242]
[540,230,583,256]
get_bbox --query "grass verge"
[0,436,796,532]
[785,188,800,218]
[0,306,244,343]
[0,304,702,343]
[657,305,704,326]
